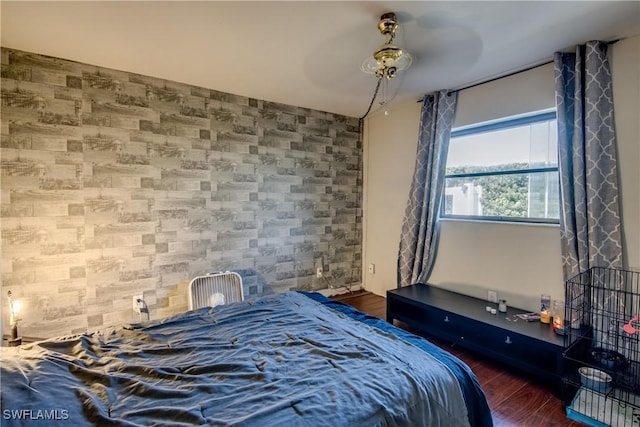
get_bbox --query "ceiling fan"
[359,12,413,117]
[361,12,413,80]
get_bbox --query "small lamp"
[7,291,22,346]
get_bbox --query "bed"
[1,291,493,426]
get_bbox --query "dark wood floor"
[333,291,583,427]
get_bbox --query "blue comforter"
[303,292,493,427]
[1,292,492,426]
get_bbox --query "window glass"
[443,111,559,222]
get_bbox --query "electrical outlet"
[132,295,144,313]
[487,291,498,303]
[368,263,375,274]
[316,267,323,278]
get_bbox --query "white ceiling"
[2,1,639,118]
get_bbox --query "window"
[443,110,559,223]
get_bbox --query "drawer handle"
[444,316,450,322]
[505,336,512,344]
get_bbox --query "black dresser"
[387,283,565,386]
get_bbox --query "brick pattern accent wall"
[0,48,362,338]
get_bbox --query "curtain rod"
[417,38,622,102]
[415,60,551,103]
[446,60,552,96]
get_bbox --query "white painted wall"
[362,35,640,312]
[611,36,640,271]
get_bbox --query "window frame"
[441,110,560,224]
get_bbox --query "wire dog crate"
[563,267,640,426]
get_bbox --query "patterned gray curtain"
[397,91,457,287]
[554,40,623,280]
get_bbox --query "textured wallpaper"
[0,48,362,338]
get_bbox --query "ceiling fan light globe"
[361,57,381,74]
[394,53,413,71]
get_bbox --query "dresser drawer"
[474,328,560,376]
[422,307,471,338]
[388,298,474,342]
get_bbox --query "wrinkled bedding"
[1,292,490,426]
